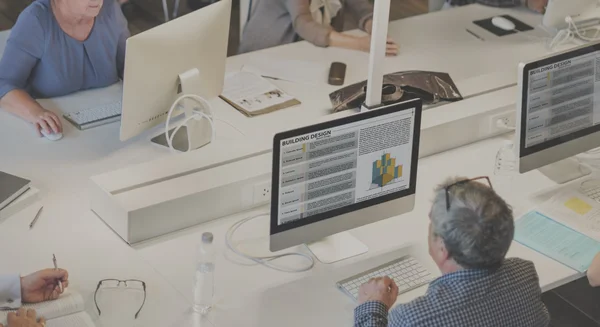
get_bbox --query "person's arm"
[0,275,22,310]
[588,253,600,286]
[0,9,62,136]
[285,0,333,47]
[345,0,374,32]
[354,277,399,327]
[354,301,389,327]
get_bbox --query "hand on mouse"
[27,107,62,137]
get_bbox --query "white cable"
[567,16,600,42]
[225,213,315,273]
[165,94,215,152]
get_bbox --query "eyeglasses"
[94,279,146,319]
[445,176,493,210]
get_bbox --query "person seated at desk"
[239,0,398,55]
[0,0,130,137]
[354,176,550,327]
[0,269,69,327]
[443,0,547,13]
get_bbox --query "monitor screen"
[271,101,421,234]
[520,44,600,157]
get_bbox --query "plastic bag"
[329,70,463,112]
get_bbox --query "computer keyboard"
[336,256,433,301]
[581,182,600,202]
[63,101,122,130]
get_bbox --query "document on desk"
[514,211,600,272]
[0,291,95,327]
[241,57,329,86]
[537,190,600,241]
[221,72,300,117]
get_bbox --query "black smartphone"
[328,62,347,86]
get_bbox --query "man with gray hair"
[354,176,550,327]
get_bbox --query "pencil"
[29,206,43,229]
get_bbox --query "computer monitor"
[270,98,422,263]
[516,41,600,184]
[120,0,231,151]
[543,0,599,30]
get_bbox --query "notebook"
[0,171,30,211]
[0,291,95,327]
[220,71,300,117]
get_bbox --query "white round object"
[491,16,516,31]
[41,130,63,141]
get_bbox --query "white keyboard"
[336,256,433,301]
[581,181,600,202]
[63,101,122,130]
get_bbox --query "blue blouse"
[0,0,130,99]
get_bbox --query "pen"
[466,29,485,42]
[53,254,63,293]
[29,206,43,229]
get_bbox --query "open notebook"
[0,291,94,327]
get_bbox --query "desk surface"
[0,4,585,327]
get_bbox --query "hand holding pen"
[20,267,69,303]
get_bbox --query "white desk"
[0,4,585,327]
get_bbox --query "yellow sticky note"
[564,197,593,215]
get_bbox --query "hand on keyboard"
[358,276,399,309]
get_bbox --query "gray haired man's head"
[429,176,514,270]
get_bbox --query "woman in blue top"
[0,0,130,137]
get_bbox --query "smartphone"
[328,62,347,86]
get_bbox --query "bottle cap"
[202,232,213,244]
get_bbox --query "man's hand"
[21,269,69,304]
[0,308,46,327]
[358,276,399,309]
[526,0,548,13]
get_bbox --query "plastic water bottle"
[193,232,215,314]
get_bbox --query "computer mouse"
[491,16,516,31]
[40,129,63,141]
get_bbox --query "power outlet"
[253,180,271,205]
[489,111,516,134]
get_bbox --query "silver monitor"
[516,41,600,183]
[270,99,422,263]
[543,0,599,30]
[120,0,231,151]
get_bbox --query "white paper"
[537,190,600,241]
[0,291,84,325]
[46,312,95,327]
[242,58,328,85]
[223,72,296,113]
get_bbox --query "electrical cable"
[225,213,315,273]
[164,94,245,152]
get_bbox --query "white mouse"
[491,16,516,31]
[41,129,63,141]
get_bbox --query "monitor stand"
[151,68,212,152]
[306,232,368,264]
[538,157,591,184]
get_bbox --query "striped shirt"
[354,258,550,327]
